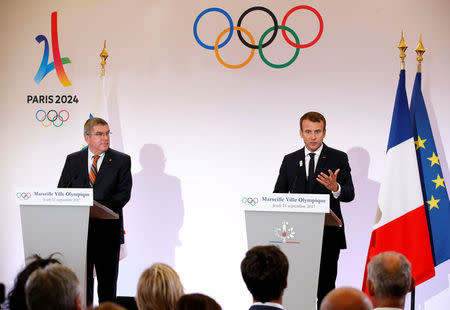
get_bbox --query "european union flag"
[410,72,450,266]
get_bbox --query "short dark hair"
[175,293,221,310]
[6,254,61,310]
[241,245,289,303]
[300,112,326,131]
[84,117,108,135]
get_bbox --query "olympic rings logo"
[17,192,31,200]
[35,109,70,127]
[242,197,259,206]
[193,6,324,69]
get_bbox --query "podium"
[16,188,118,304]
[243,193,335,310]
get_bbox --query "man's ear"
[409,276,416,292]
[367,279,375,296]
[75,296,82,310]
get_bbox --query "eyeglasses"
[88,131,112,137]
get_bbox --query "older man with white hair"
[366,251,415,310]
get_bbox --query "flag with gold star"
[410,72,450,266]
[362,69,435,294]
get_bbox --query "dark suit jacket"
[58,147,132,240]
[274,144,354,249]
[249,305,283,310]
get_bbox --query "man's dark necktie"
[307,152,316,193]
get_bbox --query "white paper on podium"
[241,193,330,213]
[16,188,93,206]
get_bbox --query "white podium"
[16,188,118,304]
[243,193,332,310]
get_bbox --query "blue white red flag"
[362,69,435,293]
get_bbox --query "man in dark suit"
[241,245,289,310]
[274,112,354,309]
[58,117,132,305]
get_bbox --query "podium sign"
[16,188,93,206]
[16,188,93,304]
[243,193,329,310]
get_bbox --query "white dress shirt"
[252,301,283,309]
[304,144,341,198]
[88,148,105,174]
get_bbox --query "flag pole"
[409,35,425,310]
[398,30,416,310]
[100,40,108,77]
[415,35,425,73]
[398,30,408,70]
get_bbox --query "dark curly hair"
[5,254,61,310]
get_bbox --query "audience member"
[175,293,221,310]
[136,263,183,310]
[95,301,126,310]
[320,287,372,310]
[5,254,61,310]
[367,251,414,310]
[241,245,289,310]
[25,264,82,310]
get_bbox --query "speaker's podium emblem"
[272,221,300,244]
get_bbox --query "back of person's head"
[175,293,221,310]
[25,264,81,310]
[240,245,289,303]
[320,287,372,310]
[367,251,413,305]
[136,263,184,310]
[6,254,61,310]
[95,302,126,310]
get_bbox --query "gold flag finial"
[415,34,425,73]
[398,30,408,70]
[100,40,109,76]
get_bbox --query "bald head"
[320,287,372,310]
[367,251,412,309]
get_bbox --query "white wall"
[1,0,449,309]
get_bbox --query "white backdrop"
[1,0,449,309]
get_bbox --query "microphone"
[65,174,79,188]
[290,174,299,193]
[290,160,303,193]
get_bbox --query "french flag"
[362,70,435,293]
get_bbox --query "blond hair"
[136,263,184,310]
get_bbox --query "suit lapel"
[295,148,307,193]
[313,144,329,192]
[80,148,90,187]
[95,149,111,184]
